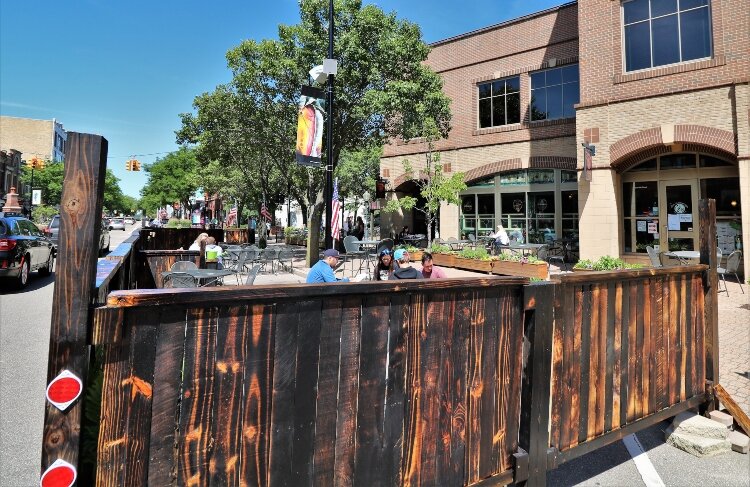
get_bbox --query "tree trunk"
[306,194,324,268]
[300,201,308,225]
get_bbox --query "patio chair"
[343,235,367,276]
[718,251,744,296]
[646,246,663,268]
[244,265,262,285]
[229,250,254,285]
[277,247,295,273]
[538,244,566,271]
[171,260,198,272]
[259,247,280,274]
[446,237,461,251]
[467,233,477,249]
[163,271,197,288]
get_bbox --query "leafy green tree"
[384,120,466,248]
[178,0,451,264]
[120,195,140,215]
[336,145,381,201]
[139,147,199,217]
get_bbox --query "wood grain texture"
[44,133,108,474]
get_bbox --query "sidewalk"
[257,248,749,414]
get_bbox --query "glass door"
[659,179,699,251]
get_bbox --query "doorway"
[659,179,699,251]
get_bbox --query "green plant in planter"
[430,243,452,254]
[459,247,492,260]
[396,244,421,252]
[573,255,644,270]
[496,251,542,264]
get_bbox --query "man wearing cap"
[307,249,350,283]
[391,248,422,279]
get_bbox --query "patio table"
[498,243,546,257]
[162,268,234,287]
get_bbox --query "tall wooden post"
[42,134,108,478]
[698,199,719,408]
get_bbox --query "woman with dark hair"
[355,216,365,240]
[374,248,394,281]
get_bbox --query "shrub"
[573,256,644,271]
[165,218,192,228]
[458,247,491,260]
[496,251,543,264]
[430,243,452,254]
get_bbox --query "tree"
[384,120,466,248]
[120,195,140,215]
[103,170,126,214]
[177,0,451,265]
[336,145,381,201]
[139,147,199,217]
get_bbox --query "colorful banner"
[295,86,325,167]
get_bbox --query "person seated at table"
[398,225,409,243]
[391,249,421,279]
[420,252,447,279]
[307,249,350,283]
[374,249,394,281]
[489,224,510,253]
[204,236,224,267]
[188,232,209,251]
[354,216,365,240]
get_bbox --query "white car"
[124,217,135,225]
[108,218,126,231]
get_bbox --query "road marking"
[623,433,665,487]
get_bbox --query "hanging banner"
[295,85,325,167]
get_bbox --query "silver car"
[108,218,126,231]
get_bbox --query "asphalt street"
[0,222,138,486]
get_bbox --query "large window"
[623,0,712,72]
[530,64,579,121]
[478,77,521,128]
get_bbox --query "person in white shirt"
[204,236,223,266]
[188,233,209,250]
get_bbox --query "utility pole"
[324,0,335,249]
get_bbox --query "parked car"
[46,215,111,257]
[108,218,126,231]
[0,215,55,288]
[124,216,135,225]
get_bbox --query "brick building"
[381,0,748,275]
[0,116,67,163]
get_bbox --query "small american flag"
[261,202,272,222]
[226,205,238,226]
[331,178,342,240]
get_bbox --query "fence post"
[518,282,556,486]
[698,199,719,409]
[41,133,108,480]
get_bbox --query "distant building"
[0,116,67,162]
[0,149,22,208]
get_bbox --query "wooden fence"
[92,278,530,486]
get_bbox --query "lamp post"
[324,0,335,250]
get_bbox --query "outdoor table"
[162,268,233,287]
[402,235,426,247]
[499,243,546,257]
[664,250,720,265]
[352,240,381,272]
[552,238,576,261]
[448,239,471,251]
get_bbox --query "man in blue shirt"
[306,249,350,283]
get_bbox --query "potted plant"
[453,247,495,273]
[491,251,550,279]
[572,256,644,272]
[429,243,455,268]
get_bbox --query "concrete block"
[728,431,749,454]
[708,410,734,428]
[665,426,731,457]
[672,411,729,439]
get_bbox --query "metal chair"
[229,250,253,285]
[718,251,744,296]
[171,260,198,271]
[259,247,279,274]
[446,237,461,251]
[467,233,477,249]
[343,235,366,276]
[277,247,295,273]
[244,265,262,285]
[163,271,197,288]
[538,244,566,271]
[646,246,663,268]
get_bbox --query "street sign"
[32,189,42,205]
[45,370,83,411]
[40,459,76,487]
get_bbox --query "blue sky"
[1,0,565,197]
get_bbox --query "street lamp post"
[324,0,335,250]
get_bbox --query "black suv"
[0,214,55,288]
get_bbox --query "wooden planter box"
[453,256,494,273]
[431,253,456,268]
[409,251,424,262]
[491,260,549,280]
[224,228,248,244]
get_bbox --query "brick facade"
[380,0,749,273]
[0,116,67,163]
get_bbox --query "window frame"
[621,0,713,74]
[529,64,580,122]
[477,76,521,129]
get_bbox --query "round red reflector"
[40,459,76,487]
[46,370,83,411]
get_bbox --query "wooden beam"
[698,199,719,409]
[42,133,108,477]
[714,384,750,435]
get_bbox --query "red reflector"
[0,239,16,251]
[46,371,83,411]
[40,459,77,487]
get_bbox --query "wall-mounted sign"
[32,189,42,205]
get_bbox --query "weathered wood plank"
[97,339,132,486]
[353,294,390,486]
[466,290,487,484]
[479,291,499,479]
[147,307,187,487]
[627,281,637,423]
[502,287,524,471]
[611,282,622,431]
[715,384,750,436]
[699,200,719,391]
[332,297,362,485]
[384,293,409,486]
[177,308,218,486]
[267,301,300,486]
[550,284,565,450]
[578,285,592,444]
[208,305,249,486]
[566,285,583,449]
[595,284,608,436]
[678,275,687,402]
[291,300,323,485]
[587,285,600,440]
[44,133,108,473]
[239,304,275,487]
[604,283,615,433]
[656,276,667,412]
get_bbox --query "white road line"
[623,433,666,487]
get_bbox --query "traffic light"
[132,160,141,171]
[125,160,133,171]
[26,157,45,170]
